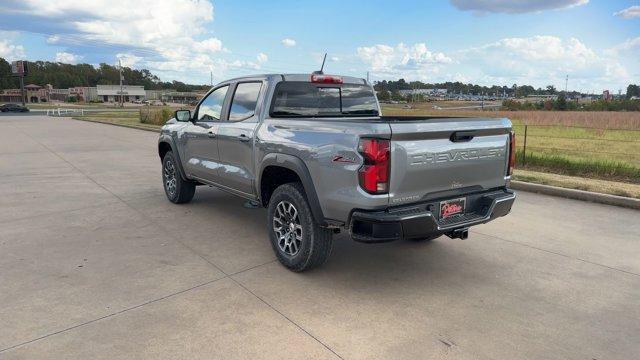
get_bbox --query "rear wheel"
[162,151,195,204]
[268,183,332,272]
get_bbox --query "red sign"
[11,60,27,75]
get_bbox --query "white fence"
[46,108,85,116]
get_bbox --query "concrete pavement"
[1,115,639,359]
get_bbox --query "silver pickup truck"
[158,73,516,271]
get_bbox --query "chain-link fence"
[512,124,640,182]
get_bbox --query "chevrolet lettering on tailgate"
[410,147,505,166]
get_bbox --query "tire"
[267,182,333,272]
[162,151,195,204]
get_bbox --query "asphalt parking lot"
[1,115,639,359]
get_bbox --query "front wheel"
[267,183,332,272]
[162,151,195,204]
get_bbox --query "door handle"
[450,131,475,142]
[238,134,251,142]
[207,132,216,138]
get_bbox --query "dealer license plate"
[440,197,466,219]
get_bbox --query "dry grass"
[513,169,640,199]
[383,104,640,130]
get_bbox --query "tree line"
[0,58,209,92]
[374,78,640,99]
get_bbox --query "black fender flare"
[258,153,326,226]
[158,134,188,181]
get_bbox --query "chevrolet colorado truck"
[158,73,516,271]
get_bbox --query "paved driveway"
[1,115,639,359]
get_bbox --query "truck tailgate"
[387,117,511,205]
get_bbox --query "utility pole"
[366,71,370,83]
[19,74,25,106]
[210,71,213,87]
[119,59,124,108]
[565,74,568,93]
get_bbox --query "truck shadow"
[180,186,499,291]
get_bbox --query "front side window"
[229,82,262,121]
[198,85,228,121]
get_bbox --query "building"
[69,87,98,102]
[161,91,203,104]
[24,84,49,103]
[398,88,448,96]
[525,94,558,101]
[0,89,23,103]
[48,87,70,102]
[0,85,49,103]
[145,90,164,101]
[96,85,146,103]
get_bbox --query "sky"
[0,0,638,92]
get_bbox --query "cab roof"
[222,73,369,85]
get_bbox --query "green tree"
[626,84,640,99]
[554,93,567,110]
[377,90,390,101]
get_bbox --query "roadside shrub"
[140,107,179,125]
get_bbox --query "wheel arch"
[258,153,326,226]
[158,135,188,181]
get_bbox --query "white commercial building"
[97,85,146,103]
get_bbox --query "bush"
[140,107,180,125]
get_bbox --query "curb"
[72,117,161,133]
[511,181,640,210]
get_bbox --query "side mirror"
[175,110,191,122]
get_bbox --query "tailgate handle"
[450,131,475,142]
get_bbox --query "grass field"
[383,104,640,183]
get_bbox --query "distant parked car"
[0,103,29,112]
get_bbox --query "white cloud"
[457,35,630,89]
[0,32,26,61]
[55,51,83,64]
[614,5,640,19]
[256,52,268,63]
[450,0,588,14]
[0,0,265,83]
[46,35,60,44]
[116,53,142,67]
[357,36,631,90]
[281,38,296,47]
[607,36,640,55]
[357,43,452,79]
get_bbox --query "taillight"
[508,131,516,176]
[310,74,343,84]
[358,138,390,194]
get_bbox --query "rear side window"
[229,82,262,121]
[271,82,379,117]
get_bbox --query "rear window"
[270,82,379,117]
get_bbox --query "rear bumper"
[349,188,516,243]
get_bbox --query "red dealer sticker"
[440,197,466,219]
